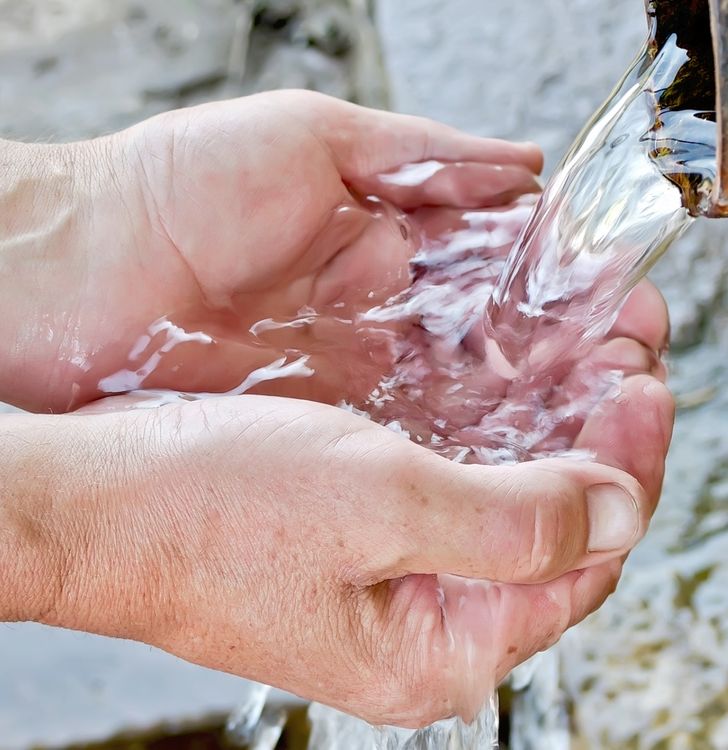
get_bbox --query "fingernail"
[586,483,640,552]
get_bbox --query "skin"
[0,90,674,727]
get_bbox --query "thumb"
[390,456,647,584]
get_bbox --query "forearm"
[0,412,86,624]
[0,410,164,640]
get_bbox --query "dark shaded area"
[48,701,513,749]
[61,723,229,750]
[644,0,723,215]
[649,0,715,112]
[52,707,311,750]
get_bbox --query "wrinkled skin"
[0,91,674,726]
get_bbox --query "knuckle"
[646,377,676,417]
[566,565,622,632]
[513,476,581,582]
[526,501,564,580]
[600,337,652,371]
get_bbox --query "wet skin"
[0,91,673,726]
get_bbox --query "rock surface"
[0,0,385,144]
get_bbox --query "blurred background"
[2,1,728,748]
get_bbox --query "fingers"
[490,558,623,681]
[541,280,670,448]
[609,278,670,352]
[335,105,544,178]
[584,337,660,376]
[575,373,675,509]
[355,161,542,210]
[368,111,543,173]
[361,559,624,724]
[410,196,536,246]
[262,89,543,177]
[556,335,666,409]
[384,454,648,586]
[539,337,667,449]
[299,91,543,189]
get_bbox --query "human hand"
[0,90,542,412]
[54,276,673,723]
[0,88,674,726]
[2,364,670,727]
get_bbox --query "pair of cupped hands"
[2,90,673,726]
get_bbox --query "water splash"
[306,696,499,750]
[482,36,706,381]
[375,697,499,750]
[226,683,271,746]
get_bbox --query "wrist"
[0,138,87,253]
[0,134,141,412]
[0,409,191,648]
[0,139,85,410]
[0,412,136,638]
[0,413,88,624]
